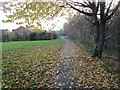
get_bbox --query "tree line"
[64,8,120,59]
[62,0,120,58]
[2,31,58,42]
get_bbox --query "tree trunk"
[92,20,106,58]
[97,21,106,58]
[92,24,100,57]
[92,16,100,57]
[92,2,106,58]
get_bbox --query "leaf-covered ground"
[2,38,119,89]
[54,39,119,89]
[71,44,119,89]
[2,39,65,89]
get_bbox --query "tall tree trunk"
[92,23,100,57]
[92,1,106,58]
[97,21,106,58]
[92,16,100,57]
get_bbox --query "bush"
[46,33,53,40]
[30,32,40,41]
[2,34,9,42]
[29,31,58,40]
[2,33,15,42]
[39,32,46,40]
[53,33,58,39]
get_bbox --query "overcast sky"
[0,10,22,31]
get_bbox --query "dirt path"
[54,38,78,89]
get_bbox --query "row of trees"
[62,0,120,58]
[2,31,58,42]
[30,31,58,41]
[64,8,120,58]
[64,15,93,45]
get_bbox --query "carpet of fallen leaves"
[2,44,64,89]
[2,39,119,89]
[71,44,119,89]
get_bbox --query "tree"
[64,14,92,44]
[61,0,120,58]
[108,9,120,59]
[30,32,39,41]
[1,1,65,30]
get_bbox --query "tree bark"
[97,21,106,58]
[92,15,100,57]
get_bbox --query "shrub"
[30,32,39,41]
[2,34,9,42]
[39,31,46,40]
[2,33,15,42]
[53,33,58,39]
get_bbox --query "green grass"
[2,39,64,52]
[2,39,65,89]
[59,36,67,39]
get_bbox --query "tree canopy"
[1,1,67,29]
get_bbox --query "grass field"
[59,36,67,39]
[2,39,64,52]
[2,39,65,89]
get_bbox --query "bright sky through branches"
[0,10,68,31]
[0,0,119,31]
[0,0,75,31]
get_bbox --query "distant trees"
[30,31,57,41]
[64,15,92,42]
[30,32,40,41]
[2,32,14,42]
[2,31,58,42]
[64,14,94,50]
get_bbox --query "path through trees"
[54,38,118,89]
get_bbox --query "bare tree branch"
[105,33,117,41]
[105,1,113,18]
[85,17,94,24]
[95,2,99,14]
[66,3,93,16]
[106,1,120,21]
[100,2,105,20]
[70,1,89,7]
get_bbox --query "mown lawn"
[2,39,65,89]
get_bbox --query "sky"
[0,10,22,31]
